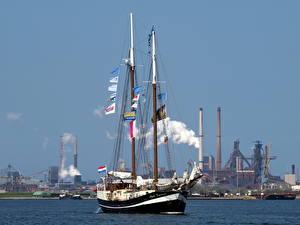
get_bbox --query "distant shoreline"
[1,194,299,200]
[0,197,96,200]
[188,195,300,200]
[187,196,256,200]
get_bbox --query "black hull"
[98,191,186,214]
[262,194,296,200]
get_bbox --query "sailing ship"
[97,13,202,214]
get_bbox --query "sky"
[0,0,300,180]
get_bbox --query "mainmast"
[129,13,136,180]
[151,28,158,184]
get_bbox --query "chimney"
[216,107,222,170]
[199,108,204,170]
[59,136,64,183]
[292,164,295,174]
[73,136,78,169]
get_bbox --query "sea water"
[0,199,299,225]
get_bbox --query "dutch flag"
[98,166,107,176]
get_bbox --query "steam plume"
[146,117,199,149]
[62,133,76,144]
[59,133,80,179]
[59,165,81,179]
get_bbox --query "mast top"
[151,27,156,84]
[129,13,135,67]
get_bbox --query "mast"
[151,28,158,183]
[129,13,136,180]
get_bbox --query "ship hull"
[98,191,186,214]
[262,193,296,200]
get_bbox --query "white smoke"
[145,117,199,149]
[59,165,81,179]
[59,133,81,179]
[62,132,76,144]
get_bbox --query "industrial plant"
[197,107,298,192]
[0,108,299,194]
[0,134,95,194]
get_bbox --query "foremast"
[151,28,158,184]
[129,13,136,180]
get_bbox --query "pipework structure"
[224,140,251,170]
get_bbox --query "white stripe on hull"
[98,193,186,209]
[160,212,184,215]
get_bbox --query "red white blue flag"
[98,166,107,175]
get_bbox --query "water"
[0,199,300,225]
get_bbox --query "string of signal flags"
[103,67,167,137]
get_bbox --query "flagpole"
[129,13,136,180]
[151,27,158,184]
[104,164,107,191]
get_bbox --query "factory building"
[284,164,297,186]
[285,174,296,186]
[74,175,82,186]
[197,108,284,189]
[203,155,215,171]
[48,166,59,184]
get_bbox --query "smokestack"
[199,108,204,170]
[216,107,222,170]
[59,136,64,183]
[292,164,295,174]
[73,136,78,169]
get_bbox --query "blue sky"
[0,0,299,180]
